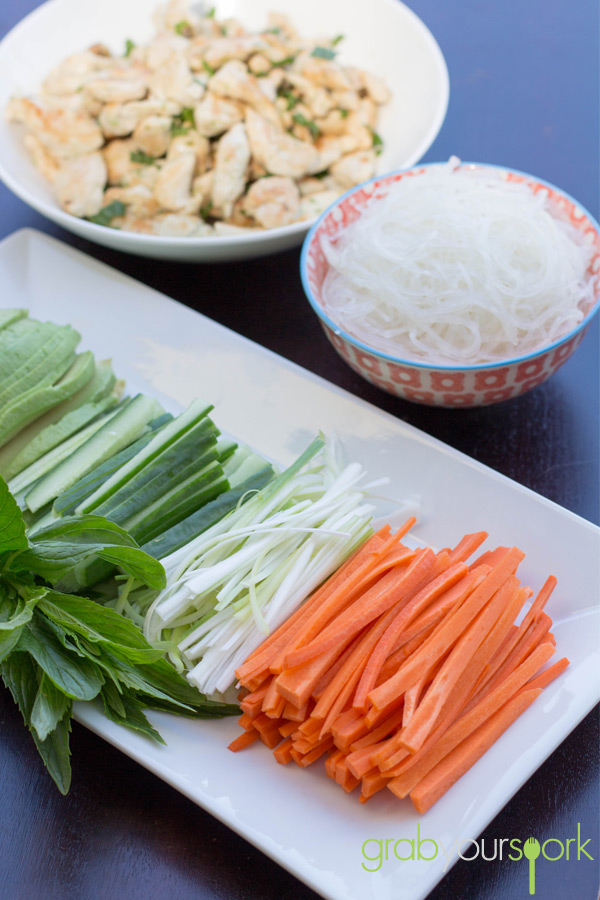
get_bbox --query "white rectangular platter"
[1,228,598,900]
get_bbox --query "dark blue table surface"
[0,2,598,900]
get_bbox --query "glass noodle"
[319,161,595,365]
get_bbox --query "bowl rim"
[0,0,450,250]
[300,161,600,372]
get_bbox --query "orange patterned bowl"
[300,163,600,407]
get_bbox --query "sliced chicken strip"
[41,51,117,96]
[243,176,300,228]
[210,60,280,125]
[85,66,149,103]
[133,115,173,157]
[54,152,107,218]
[168,131,210,173]
[296,54,354,91]
[99,99,180,139]
[103,138,140,184]
[193,93,243,137]
[245,108,318,180]
[203,36,267,70]
[211,122,251,219]
[151,213,214,237]
[103,184,160,219]
[6,98,104,159]
[330,149,376,189]
[23,133,60,182]
[150,54,204,107]
[297,189,340,220]
[154,151,197,211]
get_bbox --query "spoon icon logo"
[523,836,541,894]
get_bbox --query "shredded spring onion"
[319,160,595,365]
[132,434,376,695]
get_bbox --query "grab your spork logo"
[361,823,594,895]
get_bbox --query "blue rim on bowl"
[300,162,600,373]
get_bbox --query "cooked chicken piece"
[265,12,298,41]
[243,176,300,228]
[103,138,140,184]
[142,32,190,71]
[103,184,160,218]
[192,170,214,209]
[54,152,106,218]
[23,133,60,182]
[41,51,116,96]
[245,108,318,180]
[150,54,204,107]
[6,98,104,159]
[210,60,280,125]
[111,213,155,234]
[211,123,251,219]
[261,32,302,65]
[151,213,214,237]
[220,18,248,38]
[296,54,354,92]
[284,73,334,118]
[88,43,111,57]
[133,115,173,157]
[330,149,376,188]
[248,53,272,76]
[99,98,180,139]
[85,66,149,104]
[329,89,360,112]
[153,151,196,211]
[358,70,392,105]
[306,135,352,174]
[298,174,339,196]
[168,131,210,173]
[314,108,351,136]
[154,0,203,33]
[193,93,243,137]
[297,189,340,220]
[187,35,211,71]
[121,162,163,190]
[203,36,267,70]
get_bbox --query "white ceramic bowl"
[0,0,449,262]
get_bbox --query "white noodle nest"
[319,161,596,365]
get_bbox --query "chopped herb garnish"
[292,113,320,140]
[311,46,337,60]
[206,5,215,16]
[339,107,349,118]
[278,89,300,110]
[170,107,196,136]
[87,201,126,228]
[331,34,345,46]
[312,169,330,180]
[174,20,192,36]
[200,200,213,220]
[202,59,216,76]
[265,26,281,35]
[276,56,296,68]
[124,39,135,57]
[369,127,384,154]
[130,150,159,165]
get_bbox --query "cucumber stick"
[25,394,163,512]
[76,397,214,515]
[53,413,174,515]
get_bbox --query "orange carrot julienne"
[353,562,471,711]
[228,730,259,752]
[387,642,555,797]
[368,548,525,714]
[284,548,437,670]
[523,656,569,692]
[447,531,489,564]
[273,737,294,764]
[409,688,542,814]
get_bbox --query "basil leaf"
[30,672,71,741]
[0,476,28,556]
[39,591,165,663]
[101,685,164,743]
[16,611,104,701]
[0,651,72,794]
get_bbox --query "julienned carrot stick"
[273,737,294,764]
[368,548,525,714]
[284,549,438,670]
[228,730,259,751]
[399,575,523,753]
[474,612,552,703]
[523,657,569,691]
[447,532,488,564]
[235,526,396,682]
[388,642,556,798]
[409,688,543,814]
[270,525,416,672]
[353,562,473,711]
